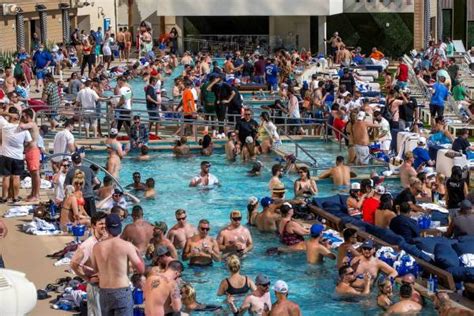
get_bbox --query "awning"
[157,0,343,16]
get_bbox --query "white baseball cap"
[357,111,366,121]
[245,136,254,144]
[273,280,288,294]
[375,185,386,195]
[351,182,361,190]
[109,128,118,136]
[417,137,426,145]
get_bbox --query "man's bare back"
[306,239,335,264]
[121,219,154,255]
[270,300,301,316]
[352,121,370,146]
[256,210,279,232]
[386,300,422,314]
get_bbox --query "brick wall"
[414,0,424,50]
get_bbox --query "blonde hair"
[181,283,196,301]
[436,173,446,182]
[73,169,85,185]
[227,254,241,273]
[65,185,75,197]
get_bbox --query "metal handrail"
[277,128,319,168]
[45,153,125,193]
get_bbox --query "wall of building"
[343,0,414,13]
[76,0,117,33]
[116,0,160,39]
[269,16,310,51]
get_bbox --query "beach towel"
[460,254,474,268]
[3,205,33,218]
[321,229,343,249]
[20,177,52,189]
[22,217,61,235]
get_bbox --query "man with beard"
[167,209,197,250]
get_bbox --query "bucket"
[71,225,86,237]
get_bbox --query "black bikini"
[226,277,251,295]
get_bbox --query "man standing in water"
[306,224,336,264]
[189,161,219,187]
[217,210,253,256]
[317,156,351,188]
[270,280,301,316]
[167,209,197,250]
[144,260,184,315]
[336,265,371,296]
[121,205,154,255]
[182,219,220,266]
[350,240,397,288]
[228,274,272,315]
[91,214,145,315]
[386,284,422,314]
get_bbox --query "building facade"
[0,0,77,52]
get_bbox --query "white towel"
[3,205,33,218]
[22,217,60,235]
[460,254,474,268]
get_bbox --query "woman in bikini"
[294,166,318,198]
[258,111,280,154]
[217,255,256,296]
[278,203,309,251]
[105,128,127,178]
[60,172,90,231]
[80,38,92,76]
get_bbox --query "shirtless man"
[182,219,220,266]
[96,176,114,200]
[268,164,284,193]
[120,205,154,255]
[352,111,379,165]
[255,197,281,232]
[70,212,108,316]
[433,292,474,316]
[189,161,219,187]
[401,274,424,306]
[336,265,371,296]
[91,214,145,315]
[148,246,175,274]
[337,228,360,268]
[217,210,253,256]
[148,221,178,259]
[126,172,146,191]
[116,27,125,61]
[317,156,351,187]
[386,284,422,314]
[306,224,336,264]
[20,108,42,201]
[225,131,240,161]
[399,152,417,189]
[350,240,397,289]
[144,260,183,316]
[124,27,132,62]
[270,280,301,316]
[228,274,272,315]
[167,209,197,250]
[4,67,16,93]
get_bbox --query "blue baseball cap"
[362,239,374,249]
[261,197,274,208]
[310,224,324,237]
[106,213,122,237]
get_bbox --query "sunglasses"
[232,217,242,221]
[113,194,122,197]
[62,164,70,167]
[200,227,210,232]
[260,283,270,287]
[74,182,84,186]
[361,247,373,251]
[177,216,186,221]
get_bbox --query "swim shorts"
[99,287,133,316]
[25,147,41,172]
[0,156,25,176]
[355,145,370,165]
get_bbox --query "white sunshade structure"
[157,0,344,16]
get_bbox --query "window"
[442,9,452,40]
[468,21,474,49]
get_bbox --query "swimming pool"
[86,145,436,315]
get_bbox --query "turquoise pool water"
[86,143,436,315]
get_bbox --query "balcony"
[344,0,414,13]
[157,0,343,16]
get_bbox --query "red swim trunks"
[25,147,41,172]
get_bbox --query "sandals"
[0,198,7,204]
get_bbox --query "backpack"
[13,62,24,79]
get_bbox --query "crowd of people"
[1,23,474,316]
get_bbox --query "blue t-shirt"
[33,50,52,69]
[429,131,452,145]
[265,64,279,85]
[412,147,431,169]
[430,82,449,106]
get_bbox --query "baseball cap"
[417,137,426,145]
[113,189,124,196]
[233,78,241,85]
[351,182,361,190]
[109,128,118,136]
[255,274,270,286]
[273,280,289,294]
[245,136,254,144]
[106,213,122,236]
[155,245,169,257]
[357,111,366,121]
[361,239,374,249]
[231,210,242,218]
[375,185,386,195]
[261,197,274,208]
[460,200,472,211]
[310,224,324,237]
[248,196,258,205]
[71,152,82,164]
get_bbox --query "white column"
[318,15,327,55]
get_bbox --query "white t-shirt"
[52,129,75,162]
[0,117,32,160]
[288,95,301,119]
[193,173,219,186]
[119,86,132,110]
[76,87,99,111]
[102,38,114,56]
[55,172,66,202]
[379,117,392,141]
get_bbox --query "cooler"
[436,149,468,177]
